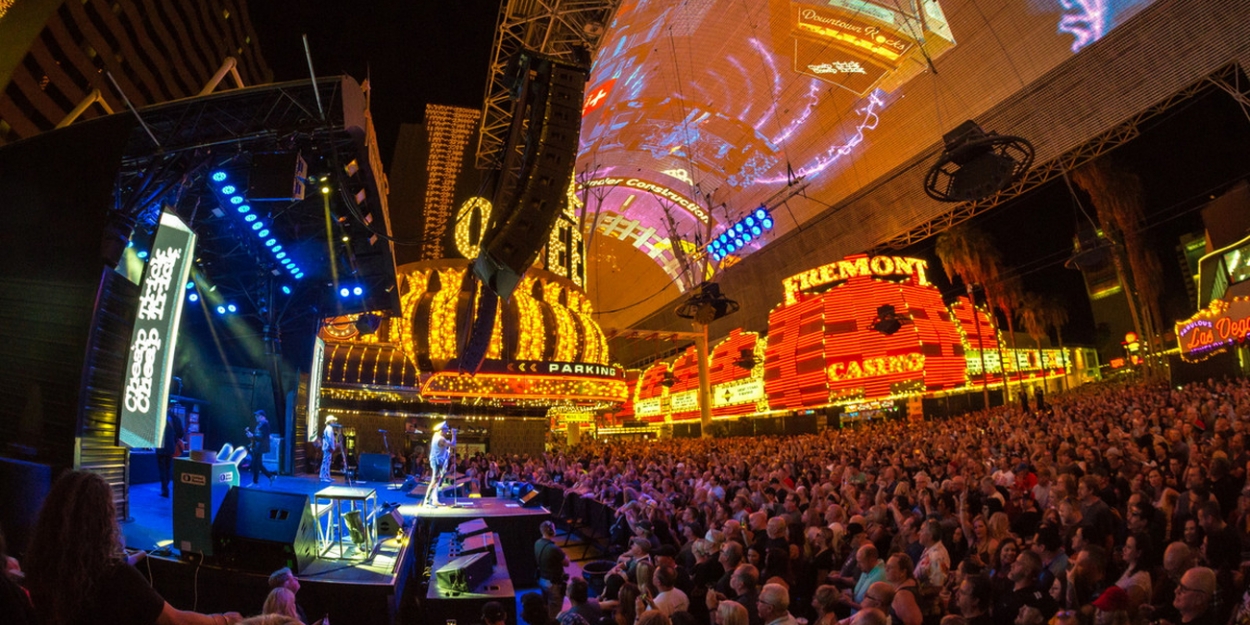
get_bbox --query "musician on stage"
[320,415,339,483]
[156,408,185,498]
[427,421,455,506]
[246,410,277,487]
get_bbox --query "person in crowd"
[24,470,244,625]
[266,568,307,624]
[849,545,885,609]
[536,520,571,619]
[757,583,798,625]
[483,601,508,625]
[522,591,560,625]
[716,600,750,625]
[261,588,300,622]
[993,551,1051,625]
[884,553,923,625]
[651,565,690,615]
[1170,567,1217,625]
[562,578,603,625]
[1114,533,1153,612]
[956,575,993,625]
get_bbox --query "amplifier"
[453,532,497,565]
[456,518,489,539]
[434,552,493,592]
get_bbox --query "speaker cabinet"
[456,518,489,539]
[377,509,405,537]
[434,552,493,592]
[455,533,497,566]
[212,487,319,573]
[520,490,542,508]
[358,453,391,482]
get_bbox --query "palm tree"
[936,223,1002,410]
[987,274,1025,401]
[1040,295,1071,392]
[1016,291,1048,358]
[1071,160,1163,377]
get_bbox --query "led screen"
[580,0,1157,321]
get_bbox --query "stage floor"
[123,474,591,624]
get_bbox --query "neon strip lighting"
[757,90,885,183]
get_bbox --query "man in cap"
[427,421,455,506]
[320,415,339,483]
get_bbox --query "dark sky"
[249,0,501,166]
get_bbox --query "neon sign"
[1177,297,1250,362]
[829,354,926,381]
[783,255,931,304]
[582,177,710,224]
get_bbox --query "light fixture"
[237,204,250,213]
[221,185,236,194]
[244,214,257,222]
[230,196,244,205]
[216,305,227,315]
[226,304,237,313]
[674,282,740,325]
[211,171,228,183]
[188,293,199,303]
[923,120,1035,202]
[339,287,350,298]
[281,285,291,295]
[352,286,363,296]
[137,250,149,259]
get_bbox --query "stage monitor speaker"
[212,487,319,573]
[358,453,391,482]
[454,533,497,566]
[434,552,493,592]
[520,490,542,508]
[377,509,405,537]
[456,518,489,539]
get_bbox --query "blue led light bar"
[209,169,303,278]
[712,206,774,259]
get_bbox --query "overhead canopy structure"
[564,0,1182,328]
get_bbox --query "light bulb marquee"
[1177,296,1250,363]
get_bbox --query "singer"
[425,421,455,506]
[320,415,339,483]
[246,410,276,487]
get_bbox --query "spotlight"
[276,252,287,260]
[265,239,276,247]
[186,281,195,290]
[871,304,910,335]
[661,371,676,388]
[188,293,199,303]
[281,285,291,295]
[211,171,228,182]
[321,186,331,195]
[221,185,236,194]
[755,207,767,220]
[341,235,350,243]
[745,216,756,227]
[258,229,270,238]
[272,245,282,253]
[237,204,250,213]
[281,258,292,265]
[734,223,744,233]
[227,304,237,313]
[294,272,304,279]
[923,120,1035,202]
[216,305,226,314]
[230,196,243,205]
[137,250,149,259]
[244,214,257,223]
[762,218,774,229]
[352,286,363,296]
[751,226,762,236]
[339,287,350,298]
[251,222,263,230]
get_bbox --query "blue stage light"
[353,286,363,296]
[188,293,199,303]
[251,222,263,231]
[734,223,744,234]
[211,171,227,183]
[237,204,250,213]
[281,258,292,265]
[736,238,744,247]
[186,281,195,290]
[272,245,282,253]
[221,185,236,195]
[743,233,752,243]
[745,216,756,227]
[137,250,148,259]
[294,272,304,279]
[762,218,774,229]
[230,196,243,205]
[339,287,349,298]
[276,252,287,260]
[258,229,269,238]
[216,305,226,314]
[752,226,762,236]
[265,239,276,247]
[281,285,291,295]
[244,214,257,222]
[755,207,767,220]
[227,304,237,313]
[726,243,735,253]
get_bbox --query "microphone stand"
[337,429,354,486]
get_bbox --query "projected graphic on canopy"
[578,0,1158,298]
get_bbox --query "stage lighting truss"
[208,169,305,280]
[923,120,1035,203]
[706,206,775,262]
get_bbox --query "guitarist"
[245,410,277,488]
[157,408,186,498]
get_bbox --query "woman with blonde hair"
[261,588,301,622]
[715,600,749,625]
[811,585,841,625]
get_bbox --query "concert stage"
[121,474,552,625]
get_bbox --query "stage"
[121,474,555,625]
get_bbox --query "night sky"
[249,0,501,166]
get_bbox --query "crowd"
[507,376,1250,625]
[5,375,1250,625]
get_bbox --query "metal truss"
[874,62,1250,251]
[476,0,620,170]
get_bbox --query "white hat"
[433,420,448,431]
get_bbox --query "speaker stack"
[211,487,320,573]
